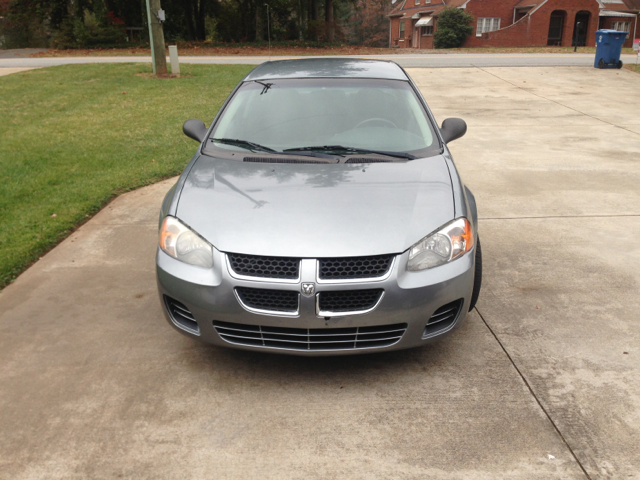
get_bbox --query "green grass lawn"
[0,63,254,290]
[624,63,640,74]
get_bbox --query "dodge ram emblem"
[301,283,315,297]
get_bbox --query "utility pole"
[145,0,167,75]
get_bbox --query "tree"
[433,7,473,49]
[348,0,390,47]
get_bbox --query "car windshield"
[208,78,439,157]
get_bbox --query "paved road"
[1,66,640,478]
[2,52,639,69]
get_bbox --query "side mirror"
[440,118,467,144]
[183,119,208,143]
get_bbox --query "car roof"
[243,58,409,81]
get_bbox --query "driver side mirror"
[440,118,467,144]
[183,119,208,143]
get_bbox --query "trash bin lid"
[596,29,625,34]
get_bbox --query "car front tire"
[469,238,482,311]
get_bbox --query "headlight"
[407,218,474,271]
[159,216,214,268]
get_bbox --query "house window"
[612,21,630,34]
[476,17,501,36]
[422,26,434,36]
[399,20,405,39]
[415,0,420,4]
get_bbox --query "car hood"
[176,155,454,258]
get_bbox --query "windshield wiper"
[254,80,274,95]
[283,145,416,160]
[210,138,276,153]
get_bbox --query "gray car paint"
[176,155,455,258]
[156,58,478,355]
[243,58,409,81]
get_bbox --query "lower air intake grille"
[318,255,394,280]
[235,287,299,313]
[318,289,383,314]
[213,321,407,351]
[228,253,300,279]
[425,299,463,336]
[164,296,200,334]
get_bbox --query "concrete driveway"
[1,66,639,479]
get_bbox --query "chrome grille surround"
[316,254,397,284]
[213,321,407,351]
[226,253,301,283]
[316,289,385,317]
[234,287,300,316]
[317,255,395,282]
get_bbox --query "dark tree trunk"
[309,0,317,21]
[325,0,334,42]
[184,0,196,40]
[196,0,206,40]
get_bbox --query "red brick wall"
[463,0,601,47]
[389,17,412,47]
[463,0,519,40]
[598,16,639,48]
[389,0,638,49]
[419,32,435,49]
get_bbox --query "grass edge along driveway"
[0,63,254,290]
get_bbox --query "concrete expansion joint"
[474,306,592,480]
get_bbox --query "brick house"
[388,0,639,49]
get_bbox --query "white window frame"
[422,25,434,36]
[476,17,501,36]
[415,0,420,5]
[612,21,630,34]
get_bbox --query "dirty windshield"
[208,78,439,158]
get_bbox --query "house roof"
[388,0,468,19]
[513,0,544,10]
[599,8,637,15]
[598,0,640,10]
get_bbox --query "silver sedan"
[156,58,481,355]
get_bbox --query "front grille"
[213,321,407,351]
[235,287,299,313]
[228,253,300,280]
[164,296,200,334]
[425,299,463,336]
[317,289,383,314]
[318,255,394,280]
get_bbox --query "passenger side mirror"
[440,118,467,144]
[183,119,208,143]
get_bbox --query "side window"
[400,20,405,38]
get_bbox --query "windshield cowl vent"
[345,158,393,164]
[244,157,332,164]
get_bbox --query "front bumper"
[156,246,475,356]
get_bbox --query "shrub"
[434,7,473,49]
[50,9,126,49]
